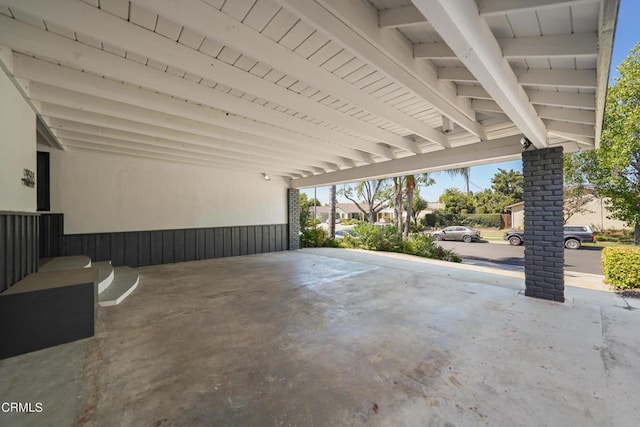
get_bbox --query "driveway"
[435,240,604,275]
[1,249,637,426]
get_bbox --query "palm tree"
[404,175,416,236]
[444,167,470,194]
[329,185,336,238]
[392,176,404,230]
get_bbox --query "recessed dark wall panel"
[239,227,248,256]
[124,232,139,267]
[262,225,270,253]
[255,227,263,254]
[26,217,33,274]
[247,226,256,255]
[162,230,174,264]
[185,229,196,262]
[150,231,163,265]
[215,228,224,258]
[67,235,82,257]
[96,234,111,262]
[205,229,215,259]
[40,214,63,258]
[231,227,240,257]
[82,234,97,262]
[174,230,185,263]
[0,217,6,290]
[1,212,39,293]
[269,225,276,252]
[6,216,15,285]
[223,228,233,257]
[196,229,206,260]
[111,233,125,266]
[139,231,151,267]
[282,225,289,250]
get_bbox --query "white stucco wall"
[565,198,627,230]
[511,207,524,229]
[0,67,36,212]
[45,148,289,234]
[511,198,628,231]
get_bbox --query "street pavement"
[434,240,603,275]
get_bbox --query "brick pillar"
[522,147,565,302]
[288,188,300,250]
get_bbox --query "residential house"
[505,197,627,231]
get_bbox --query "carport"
[0,0,618,303]
[0,0,631,423]
[2,249,640,425]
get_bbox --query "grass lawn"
[584,242,634,248]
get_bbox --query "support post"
[288,188,300,250]
[522,147,565,302]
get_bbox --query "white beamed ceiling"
[0,0,617,187]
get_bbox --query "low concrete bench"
[0,268,97,360]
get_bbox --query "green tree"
[474,189,515,214]
[565,44,640,243]
[563,154,596,224]
[299,193,321,228]
[405,173,434,232]
[338,180,391,223]
[408,188,428,228]
[439,188,476,214]
[491,168,523,200]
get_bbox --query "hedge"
[462,213,502,228]
[602,246,640,289]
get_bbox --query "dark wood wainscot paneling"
[1,212,39,292]
[60,224,289,267]
[39,213,63,258]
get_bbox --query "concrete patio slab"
[1,249,638,426]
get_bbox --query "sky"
[303,0,639,205]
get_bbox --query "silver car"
[432,226,481,243]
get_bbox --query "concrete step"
[93,261,114,294]
[39,255,91,272]
[98,267,139,307]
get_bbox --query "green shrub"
[351,223,403,252]
[461,213,502,228]
[403,233,435,258]
[602,247,640,289]
[300,226,328,248]
[340,218,363,225]
[422,210,502,229]
[433,246,463,263]
[346,226,462,263]
[324,238,341,248]
[595,229,634,243]
[422,210,464,228]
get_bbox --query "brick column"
[522,147,565,302]
[288,188,300,250]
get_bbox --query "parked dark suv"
[504,225,595,249]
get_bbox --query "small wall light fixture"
[263,173,271,181]
[520,136,533,151]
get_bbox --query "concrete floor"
[1,248,639,426]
